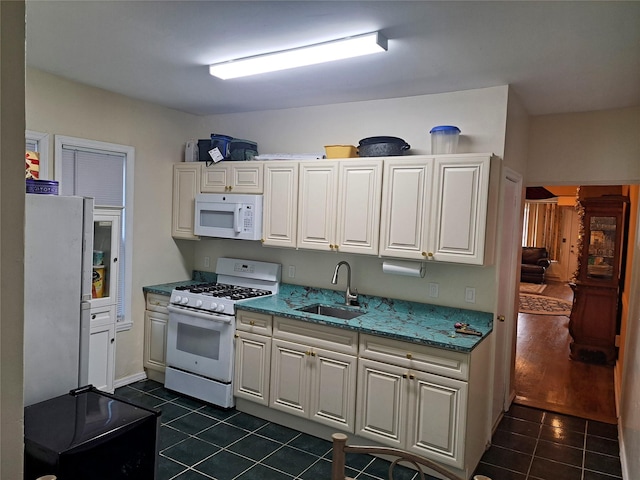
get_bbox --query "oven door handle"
[167,304,233,324]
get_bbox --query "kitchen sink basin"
[296,304,364,320]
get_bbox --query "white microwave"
[194,193,263,240]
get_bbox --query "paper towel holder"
[381,260,426,278]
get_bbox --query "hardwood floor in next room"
[514,281,617,424]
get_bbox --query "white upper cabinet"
[262,161,299,248]
[201,162,263,193]
[172,163,200,240]
[430,156,491,265]
[379,157,434,259]
[297,162,338,251]
[297,159,382,254]
[380,154,495,265]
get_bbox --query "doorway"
[513,186,618,424]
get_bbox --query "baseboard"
[114,371,147,389]
[618,419,629,480]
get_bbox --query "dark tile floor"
[115,380,623,480]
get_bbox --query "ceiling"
[25,1,640,116]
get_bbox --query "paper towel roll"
[382,260,425,278]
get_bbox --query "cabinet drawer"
[359,334,469,381]
[146,292,170,313]
[90,305,115,328]
[237,310,272,335]
[273,317,358,355]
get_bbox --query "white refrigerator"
[24,194,94,407]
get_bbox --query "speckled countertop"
[238,284,493,353]
[143,277,493,353]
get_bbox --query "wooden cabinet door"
[270,338,311,418]
[297,162,338,251]
[336,160,383,255]
[234,331,272,406]
[406,370,467,469]
[262,162,298,248]
[172,163,200,239]
[144,310,168,372]
[379,158,433,259]
[201,163,230,192]
[309,348,357,432]
[355,358,406,448]
[430,156,490,264]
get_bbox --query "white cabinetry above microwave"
[201,162,264,193]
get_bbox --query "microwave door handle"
[234,206,242,233]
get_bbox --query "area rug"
[519,282,547,294]
[519,293,572,316]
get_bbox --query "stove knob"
[195,300,203,308]
[216,304,225,313]
[209,302,218,311]
[180,297,189,305]
[173,295,182,304]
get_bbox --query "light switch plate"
[465,287,476,303]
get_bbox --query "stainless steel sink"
[296,304,364,320]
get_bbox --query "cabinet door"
[172,164,201,239]
[201,164,229,192]
[89,306,115,393]
[144,310,168,372]
[379,158,433,259]
[309,348,357,432]
[201,163,264,193]
[356,358,407,448]
[430,156,490,264]
[262,162,299,248]
[406,370,467,469]
[297,162,338,251]
[270,339,311,418]
[91,208,121,309]
[336,160,383,255]
[235,331,272,406]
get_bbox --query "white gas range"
[165,258,281,408]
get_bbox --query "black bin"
[24,385,160,480]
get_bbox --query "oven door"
[166,305,234,383]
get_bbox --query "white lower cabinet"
[270,338,357,432]
[357,358,467,468]
[144,293,170,375]
[88,305,116,393]
[233,311,490,478]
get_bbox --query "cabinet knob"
[114,257,118,263]
[402,373,408,379]
[406,353,413,359]
[234,334,239,338]
[249,320,255,326]
[110,338,115,344]
[497,315,505,322]
[92,314,96,319]
[409,374,415,380]
[311,351,316,357]
[261,239,265,243]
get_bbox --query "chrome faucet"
[331,261,358,306]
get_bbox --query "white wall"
[26,68,201,382]
[191,86,511,312]
[0,2,26,477]
[528,107,640,186]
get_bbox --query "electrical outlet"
[465,287,476,303]
[204,256,210,268]
[428,282,439,298]
[288,265,296,278]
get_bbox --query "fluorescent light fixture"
[209,32,387,80]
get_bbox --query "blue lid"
[429,125,461,134]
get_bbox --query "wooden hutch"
[569,194,629,364]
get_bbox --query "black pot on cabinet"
[357,136,410,157]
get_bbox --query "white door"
[356,358,406,447]
[309,348,357,431]
[270,339,311,417]
[234,331,272,406]
[492,168,522,428]
[297,162,338,250]
[262,162,299,248]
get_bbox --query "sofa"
[521,247,551,284]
